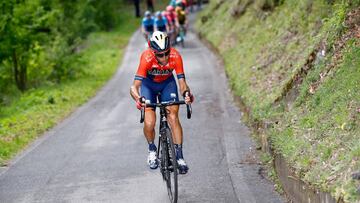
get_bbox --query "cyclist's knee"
[144,121,155,131]
[144,114,156,129]
[167,113,179,125]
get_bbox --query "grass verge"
[196,0,359,201]
[0,5,141,166]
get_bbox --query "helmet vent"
[149,31,169,52]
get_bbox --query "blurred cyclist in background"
[188,0,194,12]
[176,6,187,33]
[142,11,155,41]
[154,11,169,33]
[164,6,179,45]
[175,6,187,46]
[169,0,177,7]
[176,0,188,12]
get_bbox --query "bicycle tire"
[160,136,168,181]
[164,128,178,203]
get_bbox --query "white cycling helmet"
[144,10,151,17]
[148,31,170,53]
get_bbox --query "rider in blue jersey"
[154,11,169,33]
[142,11,155,41]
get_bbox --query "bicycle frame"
[157,107,170,155]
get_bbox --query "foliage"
[0,0,145,163]
[0,5,141,165]
[0,0,126,96]
[196,0,360,201]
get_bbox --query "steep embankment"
[196,0,359,202]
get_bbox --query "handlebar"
[140,100,192,123]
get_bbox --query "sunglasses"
[155,50,170,58]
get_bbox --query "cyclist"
[164,5,179,45]
[175,6,188,36]
[169,0,177,7]
[142,11,155,41]
[154,11,169,33]
[176,0,188,11]
[130,31,194,174]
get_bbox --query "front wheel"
[164,128,178,203]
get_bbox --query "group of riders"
[142,0,189,46]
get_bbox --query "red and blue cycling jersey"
[134,48,185,83]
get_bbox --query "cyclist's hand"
[183,91,194,104]
[136,97,146,110]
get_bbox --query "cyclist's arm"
[173,50,191,95]
[165,21,170,33]
[130,80,142,101]
[175,17,180,28]
[185,16,189,27]
[178,78,190,95]
[141,25,146,34]
[154,23,159,31]
[131,51,150,101]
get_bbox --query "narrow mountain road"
[0,15,283,203]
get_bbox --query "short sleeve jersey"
[134,48,185,83]
[177,10,186,25]
[155,17,167,32]
[165,11,177,25]
[142,17,155,32]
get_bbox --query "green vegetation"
[0,29,135,165]
[0,1,142,165]
[0,0,123,93]
[197,0,359,202]
[0,0,171,166]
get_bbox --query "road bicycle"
[176,25,186,48]
[140,95,192,203]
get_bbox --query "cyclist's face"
[155,50,170,65]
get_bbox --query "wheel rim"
[159,129,178,203]
[166,138,178,203]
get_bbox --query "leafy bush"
[0,0,127,99]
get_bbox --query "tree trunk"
[19,62,27,91]
[12,50,26,92]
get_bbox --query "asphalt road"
[0,19,284,203]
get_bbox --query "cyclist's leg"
[174,25,179,43]
[160,77,189,174]
[168,26,175,45]
[143,32,148,41]
[166,104,189,174]
[167,105,182,144]
[159,77,182,145]
[141,80,159,169]
[140,81,157,143]
[182,24,187,36]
